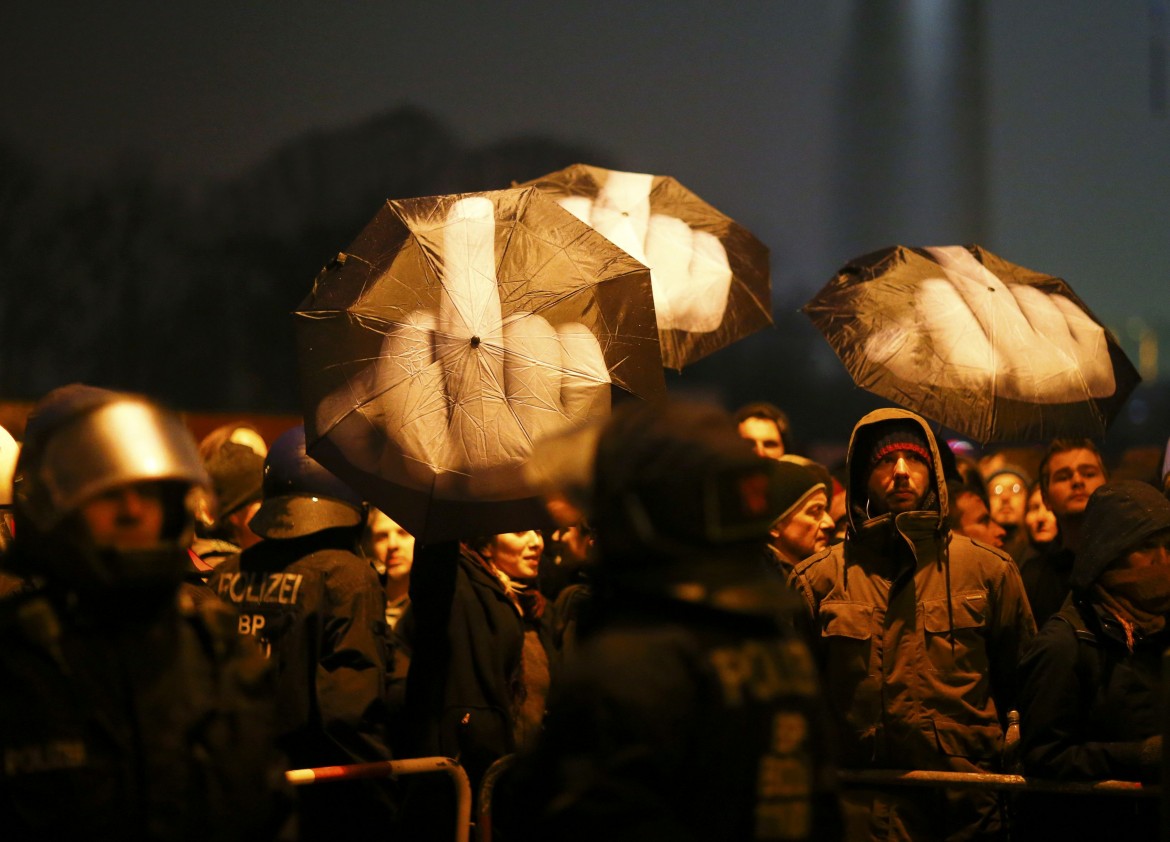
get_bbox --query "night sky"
[3,1,1168,442]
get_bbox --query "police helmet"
[248,425,364,540]
[9,384,210,593]
[16,385,209,538]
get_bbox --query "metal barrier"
[298,754,1156,842]
[838,768,1156,797]
[285,757,472,842]
[470,757,1155,842]
[477,754,517,842]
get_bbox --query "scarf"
[464,547,546,620]
[1092,564,1170,650]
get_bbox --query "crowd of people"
[0,382,1168,840]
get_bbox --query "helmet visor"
[27,400,209,530]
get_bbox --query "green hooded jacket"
[790,408,1036,840]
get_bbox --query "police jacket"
[208,530,390,769]
[508,570,841,842]
[0,587,289,842]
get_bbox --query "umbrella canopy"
[803,244,1140,443]
[296,187,662,541]
[522,163,772,370]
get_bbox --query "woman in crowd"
[1022,479,1059,554]
[397,528,559,836]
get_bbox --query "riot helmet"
[248,425,365,540]
[11,384,210,595]
[588,400,788,609]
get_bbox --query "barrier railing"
[477,754,517,842]
[285,757,472,842]
[837,768,1156,797]
[284,755,1158,842]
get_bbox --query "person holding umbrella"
[789,408,1035,841]
[395,528,561,840]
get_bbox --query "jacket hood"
[1071,480,1170,590]
[845,408,948,534]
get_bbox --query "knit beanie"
[868,421,932,469]
[771,461,828,525]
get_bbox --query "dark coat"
[401,542,559,784]
[506,583,841,842]
[1016,598,1163,838]
[1020,598,1163,781]
[1015,480,1170,839]
[208,530,393,839]
[1020,542,1075,629]
[0,590,289,842]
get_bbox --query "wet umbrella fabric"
[522,163,772,370]
[803,244,1140,443]
[295,187,661,542]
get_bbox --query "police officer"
[208,424,395,839]
[0,384,288,841]
[508,400,841,841]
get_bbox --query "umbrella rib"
[727,272,773,321]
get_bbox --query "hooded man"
[789,409,1035,841]
[1017,480,1170,839]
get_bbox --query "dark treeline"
[3,103,1167,458]
[0,105,617,413]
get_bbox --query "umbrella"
[521,163,772,370]
[803,244,1140,443]
[295,187,662,542]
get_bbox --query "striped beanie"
[869,421,931,468]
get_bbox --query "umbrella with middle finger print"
[522,163,772,370]
[295,188,662,542]
[802,244,1140,443]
